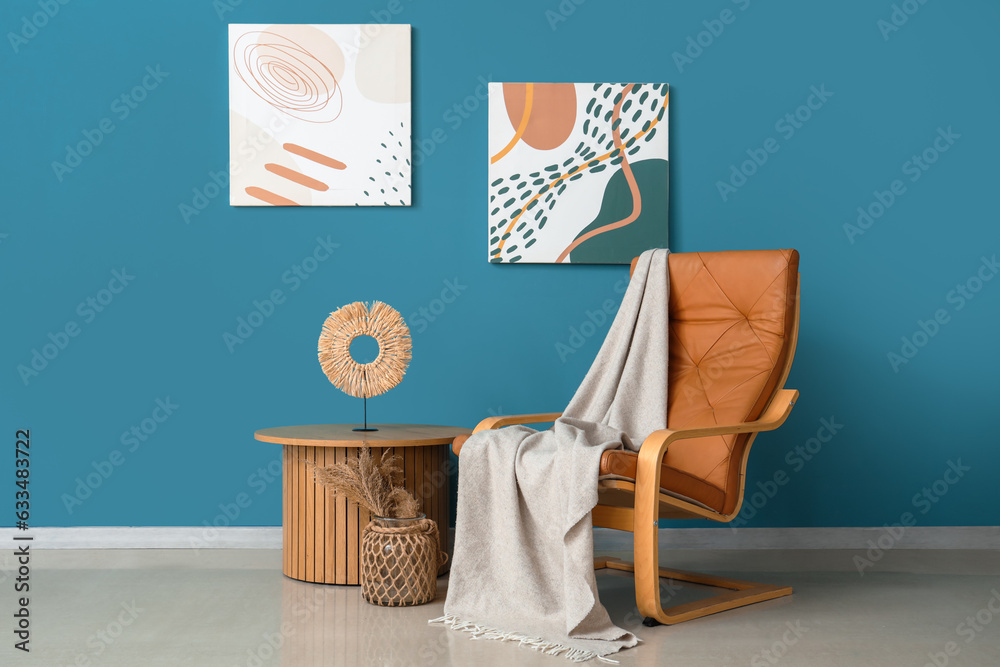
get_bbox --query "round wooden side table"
[254,423,470,585]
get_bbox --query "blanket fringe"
[429,615,621,663]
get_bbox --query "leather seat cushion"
[602,249,798,514]
[454,249,799,517]
[598,448,728,509]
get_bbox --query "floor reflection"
[279,576,454,667]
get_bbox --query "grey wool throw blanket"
[433,249,669,662]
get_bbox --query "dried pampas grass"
[318,301,412,399]
[311,448,420,519]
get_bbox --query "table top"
[254,423,472,448]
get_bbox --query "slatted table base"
[283,444,451,585]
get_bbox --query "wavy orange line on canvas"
[245,187,301,206]
[490,83,534,165]
[493,85,661,260]
[283,143,347,170]
[555,85,642,264]
[265,163,330,191]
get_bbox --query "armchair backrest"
[632,249,800,515]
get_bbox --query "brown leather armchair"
[453,249,800,625]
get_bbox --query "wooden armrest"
[644,389,798,446]
[635,389,799,511]
[453,412,562,456]
[472,412,563,434]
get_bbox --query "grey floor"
[1,547,998,666]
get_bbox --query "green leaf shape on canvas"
[568,158,669,265]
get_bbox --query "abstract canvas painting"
[488,83,668,263]
[229,24,411,207]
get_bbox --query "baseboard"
[0,526,996,550]
[0,527,282,549]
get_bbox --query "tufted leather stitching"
[698,260,745,317]
[745,271,787,319]
[744,322,775,366]
[600,249,798,514]
[709,369,770,407]
[702,451,729,479]
[690,319,745,366]
[670,328,696,366]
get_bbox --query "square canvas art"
[488,83,668,263]
[229,24,411,206]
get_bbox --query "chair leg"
[631,502,666,622]
[595,556,793,625]
[622,444,792,624]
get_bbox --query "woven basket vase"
[361,515,447,607]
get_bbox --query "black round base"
[352,427,379,432]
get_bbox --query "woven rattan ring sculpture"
[318,301,412,399]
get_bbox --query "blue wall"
[3,0,997,530]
